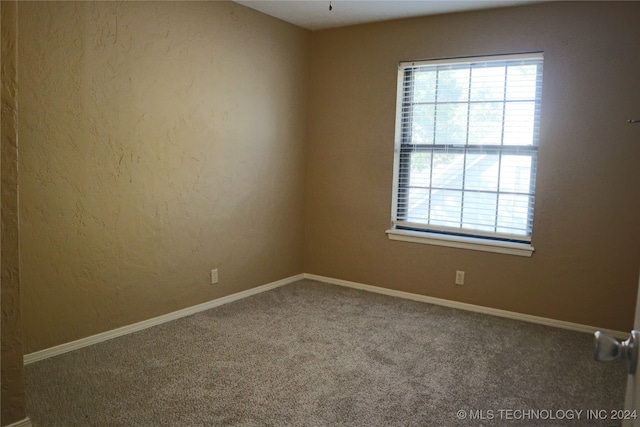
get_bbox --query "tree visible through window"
[391,53,543,243]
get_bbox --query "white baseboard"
[5,417,32,427]
[24,271,627,365]
[304,273,628,340]
[23,274,304,365]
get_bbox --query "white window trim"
[386,228,534,257]
[388,52,542,257]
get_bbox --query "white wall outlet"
[211,269,219,285]
[455,270,465,285]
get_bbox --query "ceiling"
[233,0,543,31]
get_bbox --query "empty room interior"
[2,1,640,426]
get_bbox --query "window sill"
[385,228,534,257]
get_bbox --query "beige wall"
[14,1,640,358]
[18,1,310,353]
[305,2,640,332]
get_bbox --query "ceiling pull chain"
[329,1,333,11]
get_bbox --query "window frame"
[387,53,543,257]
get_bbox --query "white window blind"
[392,53,544,243]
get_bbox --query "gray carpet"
[26,279,626,426]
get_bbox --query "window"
[387,53,543,257]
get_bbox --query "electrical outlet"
[211,269,219,285]
[455,270,465,285]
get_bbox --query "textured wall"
[15,0,640,359]
[305,2,640,331]
[18,1,309,353]
[1,1,27,425]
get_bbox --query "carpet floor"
[26,279,626,426]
